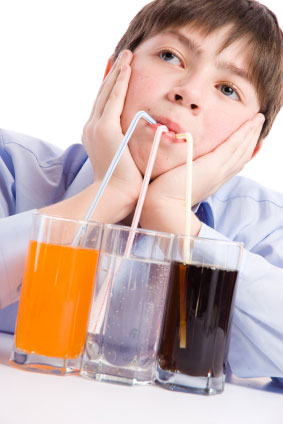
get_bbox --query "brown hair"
[114,0,283,139]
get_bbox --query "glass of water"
[81,224,173,385]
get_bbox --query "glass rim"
[33,211,103,227]
[104,223,175,239]
[174,234,244,249]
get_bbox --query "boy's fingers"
[93,50,133,121]
[218,113,265,157]
[85,50,132,126]
[191,113,265,203]
[235,113,265,161]
[253,113,265,126]
[224,117,264,174]
[202,113,264,178]
[101,64,132,124]
[83,50,132,141]
[85,55,115,122]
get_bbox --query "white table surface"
[0,333,282,424]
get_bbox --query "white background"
[1,0,282,191]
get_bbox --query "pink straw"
[89,125,168,334]
[124,125,168,257]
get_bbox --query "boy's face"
[120,24,260,178]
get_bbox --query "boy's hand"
[191,113,265,205]
[82,50,142,202]
[140,113,265,235]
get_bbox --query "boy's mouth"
[148,117,187,142]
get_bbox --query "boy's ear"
[251,139,263,159]
[103,56,114,80]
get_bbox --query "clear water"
[83,254,170,384]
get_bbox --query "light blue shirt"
[0,128,282,383]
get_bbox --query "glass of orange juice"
[10,212,103,375]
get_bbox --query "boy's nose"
[175,94,199,111]
[168,79,202,115]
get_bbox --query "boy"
[0,0,282,384]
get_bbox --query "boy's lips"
[148,117,187,142]
[155,117,184,133]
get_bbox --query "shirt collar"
[194,198,215,229]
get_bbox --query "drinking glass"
[10,213,103,375]
[81,224,173,385]
[156,235,243,395]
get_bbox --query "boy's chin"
[130,145,185,179]
[140,161,179,180]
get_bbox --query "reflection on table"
[0,332,282,424]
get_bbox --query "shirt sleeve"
[198,222,283,380]
[0,129,90,312]
[0,210,34,309]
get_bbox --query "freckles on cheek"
[130,68,161,97]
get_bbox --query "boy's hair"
[114,0,283,139]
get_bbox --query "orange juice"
[15,240,99,359]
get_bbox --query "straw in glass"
[90,124,169,334]
[176,132,193,349]
[179,264,187,348]
[72,111,156,246]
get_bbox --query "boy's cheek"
[201,110,252,153]
[130,80,161,109]
[121,71,162,130]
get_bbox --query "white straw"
[176,132,193,350]
[176,133,193,264]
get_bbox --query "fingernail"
[119,50,127,60]
[256,114,265,124]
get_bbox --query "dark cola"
[158,262,238,378]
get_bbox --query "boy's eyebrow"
[163,30,252,84]
[216,60,251,83]
[164,31,202,55]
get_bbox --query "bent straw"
[72,111,156,246]
[124,124,168,258]
[90,125,169,334]
[176,132,193,349]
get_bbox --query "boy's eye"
[217,84,240,101]
[160,51,182,65]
